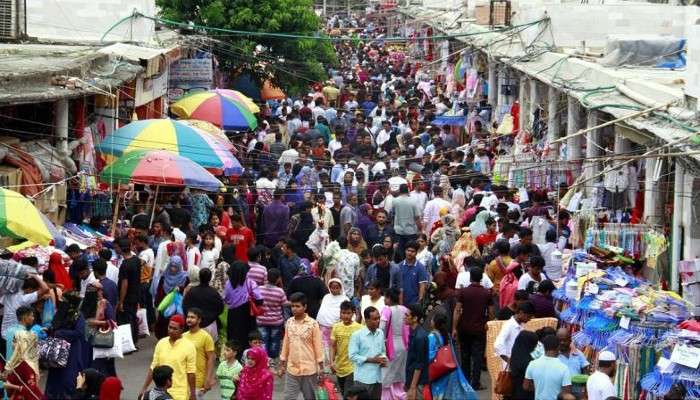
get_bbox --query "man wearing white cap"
[586,350,617,400]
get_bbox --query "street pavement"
[116,335,492,399]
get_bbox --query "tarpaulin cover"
[600,35,686,69]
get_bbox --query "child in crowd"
[185,231,201,267]
[216,341,243,400]
[236,346,273,400]
[330,300,363,397]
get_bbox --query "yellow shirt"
[183,329,215,389]
[150,337,196,400]
[280,315,324,376]
[331,321,363,377]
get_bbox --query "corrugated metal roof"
[399,6,700,163]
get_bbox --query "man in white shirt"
[493,301,534,366]
[455,268,494,289]
[279,141,300,166]
[587,350,618,400]
[375,120,393,150]
[422,186,451,235]
[77,259,98,297]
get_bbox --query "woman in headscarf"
[99,376,122,400]
[73,368,105,399]
[48,252,72,291]
[3,330,42,400]
[346,227,368,256]
[315,278,349,364]
[153,255,189,339]
[236,346,273,400]
[183,264,201,296]
[428,312,477,400]
[451,231,481,270]
[291,201,316,260]
[381,234,399,263]
[295,166,315,192]
[507,331,538,400]
[224,260,262,354]
[468,210,491,237]
[431,214,460,259]
[46,291,90,399]
[450,188,467,221]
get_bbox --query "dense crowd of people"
[0,9,662,400]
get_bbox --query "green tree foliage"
[157,0,336,95]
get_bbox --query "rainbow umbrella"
[0,187,64,246]
[213,89,260,113]
[96,119,243,176]
[177,120,234,151]
[100,150,222,192]
[170,89,258,131]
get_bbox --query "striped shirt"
[247,262,268,286]
[257,284,287,326]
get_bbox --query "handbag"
[247,282,264,317]
[90,325,115,349]
[39,337,71,368]
[494,369,513,395]
[428,338,457,382]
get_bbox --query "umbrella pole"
[111,189,120,237]
[149,185,160,228]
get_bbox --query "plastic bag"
[164,292,183,318]
[117,324,136,354]
[93,329,123,359]
[41,297,56,328]
[137,308,150,337]
[157,290,177,313]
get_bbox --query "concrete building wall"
[26,0,156,43]
[686,17,700,101]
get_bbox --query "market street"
[1,1,700,400]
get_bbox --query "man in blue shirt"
[524,334,573,399]
[400,242,429,305]
[557,328,590,375]
[348,306,386,399]
[404,303,429,400]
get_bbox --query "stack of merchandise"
[555,261,692,399]
[641,326,700,398]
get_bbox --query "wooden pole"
[149,185,160,228]
[111,188,120,237]
[549,102,673,145]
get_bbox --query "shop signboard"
[169,52,214,101]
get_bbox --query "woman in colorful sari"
[3,330,42,400]
[428,312,477,400]
[380,288,409,400]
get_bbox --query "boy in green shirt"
[330,300,363,397]
[216,340,243,400]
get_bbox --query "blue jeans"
[258,325,283,359]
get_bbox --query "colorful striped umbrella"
[170,89,258,131]
[100,150,222,192]
[0,188,64,246]
[213,89,260,113]
[95,119,243,176]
